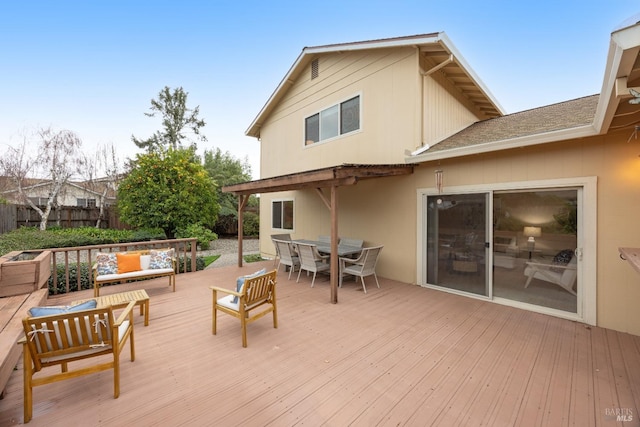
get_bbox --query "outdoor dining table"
[292,239,363,258]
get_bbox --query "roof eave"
[593,21,640,134]
[404,124,597,163]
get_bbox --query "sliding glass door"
[424,187,579,314]
[492,189,578,313]
[426,193,489,297]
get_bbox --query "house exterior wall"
[422,72,480,147]
[261,129,640,336]
[254,41,640,336]
[261,47,430,178]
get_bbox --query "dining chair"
[339,245,383,293]
[340,238,364,248]
[271,233,292,266]
[274,239,300,279]
[296,243,330,287]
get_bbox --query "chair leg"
[129,328,136,362]
[296,268,303,283]
[114,354,120,398]
[212,304,218,335]
[524,275,534,288]
[373,273,380,289]
[241,315,248,348]
[311,272,317,287]
[360,276,367,293]
[23,344,33,423]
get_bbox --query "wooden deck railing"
[47,238,198,295]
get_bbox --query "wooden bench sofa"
[93,248,176,297]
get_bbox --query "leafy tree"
[202,148,257,234]
[0,127,85,230]
[117,148,218,238]
[132,86,206,152]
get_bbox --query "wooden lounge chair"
[20,301,136,423]
[210,269,278,347]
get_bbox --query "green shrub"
[243,212,259,236]
[176,255,206,273]
[48,263,92,295]
[0,227,167,256]
[244,253,264,263]
[176,224,217,250]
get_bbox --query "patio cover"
[222,163,415,303]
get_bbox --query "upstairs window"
[305,95,360,145]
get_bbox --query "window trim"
[304,93,362,146]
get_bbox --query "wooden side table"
[73,289,150,326]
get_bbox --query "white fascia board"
[404,124,597,163]
[304,33,443,54]
[593,22,640,134]
[245,50,306,138]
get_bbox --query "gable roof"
[246,32,504,138]
[409,17,640,162]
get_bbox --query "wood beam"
[315,188,331,210]
[330,185,339,303]
[237,195,249,267]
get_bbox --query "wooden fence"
[0,205,128,234]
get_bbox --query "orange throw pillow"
[116,253,141,274]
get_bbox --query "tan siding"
[423,72,479,147]
[260,47,420,179]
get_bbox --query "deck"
[0,260,639,426]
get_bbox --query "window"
[272,200,294,230]
[29,197,45,206]
[76,198,96,207]
[305,95,360,144]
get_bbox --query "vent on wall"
[311,59,319,80]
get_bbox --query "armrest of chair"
[209,286,242,298]
[114,300,137,327]
[525,261,575,270]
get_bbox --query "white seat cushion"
[96,268,174,282]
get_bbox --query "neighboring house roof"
[1,179,117,204]
[246,32,504,138]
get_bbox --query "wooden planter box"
[0,250,52,297]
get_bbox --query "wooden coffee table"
[73,289,150,326]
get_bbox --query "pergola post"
[237,195,249,267]
[330,185,339,303]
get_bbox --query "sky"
[1,1,638,179]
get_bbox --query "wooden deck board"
[0,262,639,426]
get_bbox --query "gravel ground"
[203,237,262,269]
